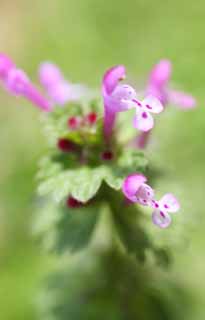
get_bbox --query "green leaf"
[37,150,148,202]
[33,200,99,253]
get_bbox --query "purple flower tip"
[39,62,63,89]
[0,53,15,80]
[122,173,148,202]
[149,59,172,88]
[102,65,126,95]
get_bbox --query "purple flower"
[133,95,163,132]
[39,62,92,106]
[122,174,180,229]
[102,66,163,140]
[122,173,154,204]
[0,54,52,112]
[102,65,137,139]
[147,59,196,109]
[152,194,180,229]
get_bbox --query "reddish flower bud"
[66,196,83,208]
[67,116,81,130]
[101,150,114,161]
[57,138,77,152]
[85,112,97,125]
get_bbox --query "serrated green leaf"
[33,200,99,253]
[37,150,148,202]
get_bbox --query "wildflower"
[102,65,136,139]
[122,173,154,204]
[0,54,52,112]
[136,59,196,149]
[152,194,180,228]
[102,65,163,140]
[147,59,196,109]
[133,95,163,132]
[39,62,93,105]
[122,174,180,228]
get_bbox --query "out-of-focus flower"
[39,62,93,106]
[152,193,180,228]
[147,59,196,109]
[0,54,52,112]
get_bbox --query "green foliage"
[37,150,147,203]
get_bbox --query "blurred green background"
[0,0,205,318]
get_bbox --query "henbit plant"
[0,54,196,320]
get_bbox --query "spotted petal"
[152,209,172,229]
[133,109,154,132]
[142,95,164,114]
[159,193,180,213]
[136,183,155,206]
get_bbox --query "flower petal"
[149,59,172,88]
[167,90,196,109]
[102,65,126,95]
[122,173,147,202]
[111,84,137,100]
[159,193,180,213]
[39,62,63,89]
[152,209,172,229]
[6,68,52,112]
[135,183,155,206]
[133,109,154,132]
[0,53,15,80]
[6,68,29,94]
[48,81,71,105]
[142,95,164,114]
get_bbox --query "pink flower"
[39,62,92,106]
[102,65,164,140]
[102,65,137,140]
[152,194,180,229]
[0,54,52,112]
[133,95,163,132]
[147,59,196,109]
[122,174,180,229]
[122,173,154,204]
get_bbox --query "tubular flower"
[147,59,196,109]
[0,54,52,112]
[122,174,180,228]
[102,65,133,139]
[102,65,163,140]
[152,194,180,228]
[39,62,92,105]
[122,173,154,204]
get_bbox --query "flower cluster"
[0,53,195,230]
[122,173,180,228]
